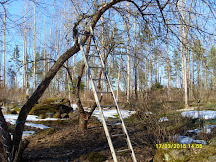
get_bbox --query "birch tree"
[33,0,37,89]
[178,0,189,108]
[3,4,6,87]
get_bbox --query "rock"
[59,104,73,114]
[61,113,69,118]
[38,114,47,119]
[30,98,73,117]
[53,112,61,118]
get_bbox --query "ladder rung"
[117,148,131,153]
[101,105,116,108]
[96,91,112,93]
[112,133,125,137]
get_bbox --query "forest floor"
[22,117,155,162]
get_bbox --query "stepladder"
[77,26,137,162]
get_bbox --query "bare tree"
[3,4,6,87]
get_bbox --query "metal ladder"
[78,27,137,162]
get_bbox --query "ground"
[22,117,155,162]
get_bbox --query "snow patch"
[71,104,136,121]
[92,109,136,121]
[25,123,50,129]
[159,117,168,122]
[23,131,35,138]
[182,110,216,119]
[173,134,207,145]
[71,104,78,110]
[4,114,53,129]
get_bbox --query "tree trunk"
[178,0,189,108]
[126,5,131,103]
[79,112,90,130]
[3,5,6,87]
[14,35,17,89]
[22,11,27,92]
[134,12,138,101]
[33,1,37,90]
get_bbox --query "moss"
[38,114,47,119]
[53,112,61,118]
[29,98,72,117]
[86,152,106,162]
[41,98,70,105]
[113,114,119,118]
[30,104,59,116]
[10,107,21,114]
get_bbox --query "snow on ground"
[22,131,35,138]
[4,114,57,129]
[4,106,136,126]
[172,134,207,145]
[182,110,216,120]
[25,123,50,129]
[177,110,216,144]
[4,104,136,137]
[71,104,136,121]
[71,104,78,110]
[91,109,136,121]
[186,124,216,134]
[158,117,168,122]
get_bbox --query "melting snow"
[178,110,216,144]
[25,123,50,129]
[172,134,207,145]
[92,109,136,121]
[22,131,35,138]
[182,110,216,119]
[159,117,169,122]
[4,114,55,129]
[4,104,136,137]
[71,104,136,121]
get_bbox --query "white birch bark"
[43,0,46,78]
[134,11,138,100]
[33,1,37,89]
[14,33,17,88]
[178,0,189,108]
[22,8,27,91]
[126,2,131,102]
[3,7,6,87]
